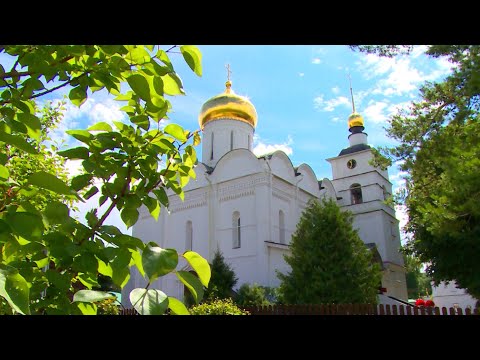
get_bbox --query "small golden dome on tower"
[198,66,257,130]
[348,112,364,129]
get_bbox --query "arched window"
[232,211,241,248]
[230,130,234,151]
[248,134,251,150]
[350,183,363,205]
[382,185,388,201]
[186,221,193,251]
[210,132,214,160]
[279,210,285,244]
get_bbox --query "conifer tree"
[278,198,382,304]
[204,249,238,300]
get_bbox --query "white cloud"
[312,58,322,65]
[363,101,389,124]
[253,135,293,156]
[331,86,340,94]
[65,159,84,178]
[89,98,126,125]
[314,95,351,112]
[357,50,455,98]
[411,45,429,58]
[299,72,305,77]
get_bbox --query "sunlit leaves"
[130,288,168,315]
[69,86,87,107]
[183,251,211,288]
[180,45,202,76]
[28,171,74,196]
[0,44,208,314]
[6,212,44,241]
[0,264,30,315]
[168,297,190,315]
[176,270,204,304]
[142,243,178,282]
[164,123,187,142]
[73,290,115,303]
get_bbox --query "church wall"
[329,150,389,181]
[266,245,290,288]
[202,120,253,167]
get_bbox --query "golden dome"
[198,81,258,130]
[348,112,364,129]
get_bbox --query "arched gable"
[267,150,297,183]
[296,163,320,197]
[183,162,210,191]
[210,148,264,183]
[320,177,337,201]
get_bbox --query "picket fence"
[120,303,478,315]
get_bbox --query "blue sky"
[1,45,455,236]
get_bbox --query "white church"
[122,77,408,306]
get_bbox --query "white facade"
[432,281,478,310]
[122,86,408,307]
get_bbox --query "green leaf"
[127,74,151,102]
[183,251,211,287]
[77,302,97,315]
[71,174,92,191]
[0,264,30,315]
[130,249,145,278]
[153,188,169,207]
[0,132,38,154]
[28,171,74,196]
[88,122,113,132]
[180,45,202,76]
[143,196,160,221]
[176,270,204,304]
[193,132,201,146]
[142,243,178,282]
[84,186,99,200]
[129,288,168,315]
[73,290,115,303]
[44,201,69,225]
[66,130,92,144]
[0,164,9,180]
[6,212,44,241]
[130,115,150,130]
[164,123,187,142]
[58,146,89,160]
[168,297,190,315]
[69,86,87,107]
[121,207,139,229]
[162,73,184,96]
[17,113,41,140]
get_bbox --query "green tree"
[204,249,238,301]
[277,198,382,305]
[350,45,480,298]
[235,283,272,307]
[0,45,210,315]
[404,254,432,299]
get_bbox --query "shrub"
[236,283,272,307]
[189,298,249,315]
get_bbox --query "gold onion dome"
[198,80,258,130]
[348,112,364,129]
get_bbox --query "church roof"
[338,143,371,156]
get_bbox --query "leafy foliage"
[277,198,382,305]
[404,254,432,299]
[235,283,272,307]
[0,45,209,314]
[352,45,480,298]
[189,298,249,315]
[203,249,238,301]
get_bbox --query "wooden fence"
[120,303,478,315]
[242,303,479,315]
